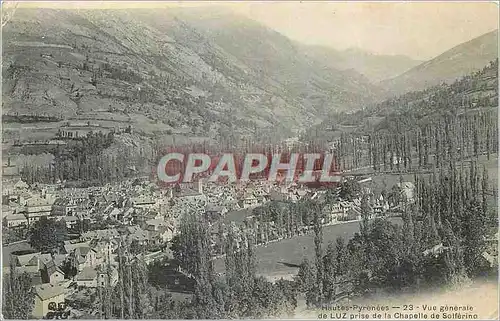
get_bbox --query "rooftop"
[34,284,66,301]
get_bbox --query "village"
[1,152,416,318]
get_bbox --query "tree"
[481,166,489,217]
[131,256,152,318]
[61,258,78,279]
[461,201,487,277]
[297,257,316,308]
[313,209,324,307]
[3,265,35,319]
[129,239,145,255]
[322,242,339,303]
[339,179,361,201]
[360,193,371,236]
[28,217,67,253]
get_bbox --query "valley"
[1,3,498,320]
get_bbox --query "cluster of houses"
[3,173,414,237]
[6,237,120,318]
[55,121,134,140]
[2,165,421,318]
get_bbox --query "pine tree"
[481,166,489,218]
[3,263,35,319]
[297,257,316,308]
[360,193,371,237]
[313,208,324,306]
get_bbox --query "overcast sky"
[13,1,500,60]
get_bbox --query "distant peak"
[343,47,370,55]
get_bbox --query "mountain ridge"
[2,8,380,144]
[382,29,499,96]
[297,44,423,83]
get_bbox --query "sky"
[8,1,500,60]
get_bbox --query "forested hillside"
[302,59,498,141]
[300,59,498,172]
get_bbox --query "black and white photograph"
[1,1,499,319]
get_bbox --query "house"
[52,198,77,216]
[92,240,117,262]
[63,241,90,254]
[357,177,372,184]
[143,250,168,265]
[149,226,175,244]
[174,186,206,202]
[23,196,54,224]
[121,207,135,225]
[145,218,169,232]
[58,122,109,139]
[339,201,353,215]
[63,216,79,229]
[326,203,345,221]
[52,254,67,268]
[2,162,21,180]
[11,251,41,273]
[40,260,65,284]
[98,266,119,287]
[331,202,342,214]
[24,211,50,225]
[38,253,54,266]
[373,194,390,215]
[126,226,150,245]
[68,246,99,271]
[204,204,228,222]
[4,214,28,227]
[422,243,449,258]
[268,190,287,202]
[75,266,98,287]
[481,251,497,268]
[32,284,66,318]
[240,193,258,209]
[2,205,14,218]
[131,196,156,210]
[345,206,361,221]
[108,207,122,221]
[392,156,403,165]
[81,228,120,242]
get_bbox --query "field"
[223,208,253,224]
[350,154,498,193]
[213,218,401,280]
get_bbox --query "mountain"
[2,8,379,144]
[300,58,498,143]
[382,29,499,96]
[299,45,423,82]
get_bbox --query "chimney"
[7,157,11,167]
